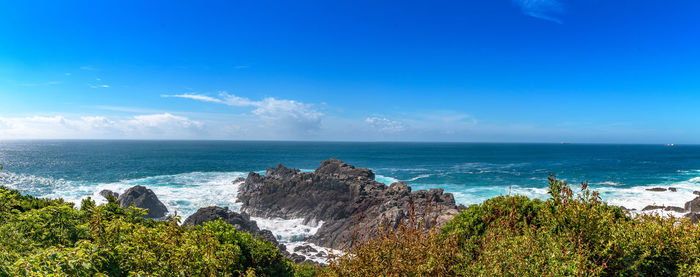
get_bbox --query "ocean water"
[2,140,700,251]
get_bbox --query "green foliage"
[6,174,700,276]
[0,186,297,276]
[328,176,700,277]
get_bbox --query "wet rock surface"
[237,158,460,249]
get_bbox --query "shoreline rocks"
[183,206,282,248]
[237,158,460,249]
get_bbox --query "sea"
[2,140,699,259]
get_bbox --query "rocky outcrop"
[117,186,168,219]
[183,206,281,248]
[237,158,460,249]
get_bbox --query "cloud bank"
[163,93,324,134]
[0,114,203,139]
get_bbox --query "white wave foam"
[1,170,248,220]
[598,186,696,212]
[85,172,248,219]
[375,175,399,185]
[403,174,432,182]
[285,241,344,265]
[597,181,623,186]
[0,171,73,195]
[253,217,323,243]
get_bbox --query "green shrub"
[0,186,296,276]
[328,176,700,277]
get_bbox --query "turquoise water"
[2,140,700,219]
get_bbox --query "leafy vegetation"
[0,186,318,276]
[327,176,700,276]
[4,173,700,276]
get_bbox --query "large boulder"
[183,206,281,247]
[117,185,168,219]
[237,158,460,249]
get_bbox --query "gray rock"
[182,206,281,247]
[117,186,168,219]
[669,187,678,192]
[237,158,460,249]
[694,191,700,196]
[685,196,700,213]
[294,245,318,254]
[645,187,667,192]
[288,253,306,263]
[665,206,686,213]
[99,189,119,199]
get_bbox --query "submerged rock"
[183,206,281,248]
[645,187,668,192]
[117,186,168,219]
[237,158,460,249]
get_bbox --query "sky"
[1,0,699,143]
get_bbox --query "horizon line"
[0,138,692,146]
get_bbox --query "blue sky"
[1,0,699,142]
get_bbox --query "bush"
[0,186,297,277]
[327,176,700,277]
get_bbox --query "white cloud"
[162,94,224,104]
[163,93,323,134]
[513,0,564,23]
[365,117,406,133]
[0,113,203,139]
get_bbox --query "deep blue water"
[2,140,700,218]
